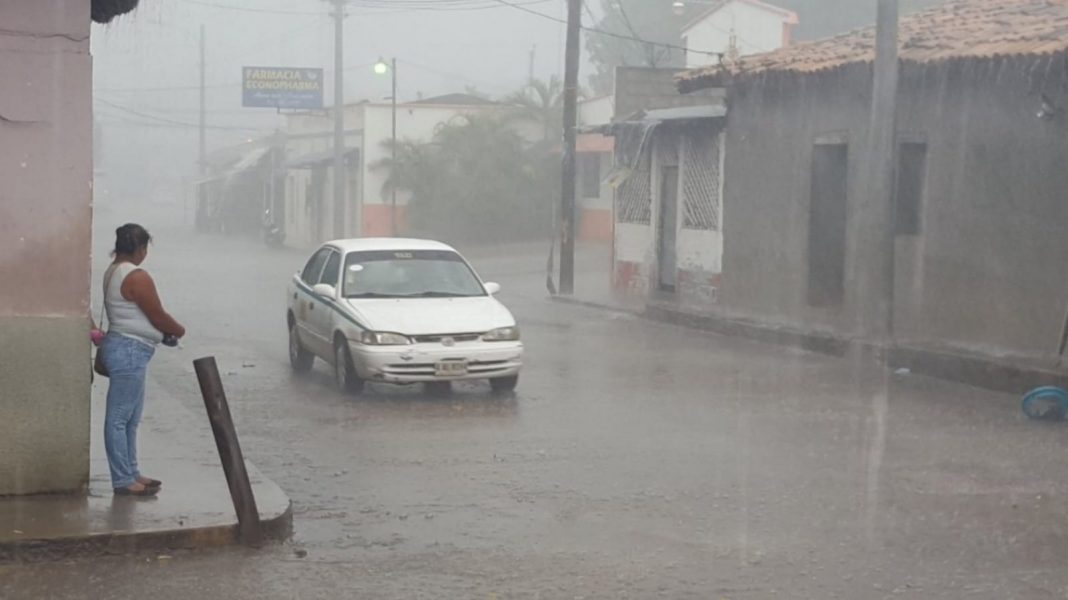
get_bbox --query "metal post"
[198,24,206,178]
[874,0,899,341]
[861,0,898,550]
[332,0,347,240]
[391,57,398,236]
[559,0,582,295]
[854,0,899,342]
[193,357,263,546]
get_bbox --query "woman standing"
[101,224,186,496]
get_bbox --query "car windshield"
[342,250,486,299]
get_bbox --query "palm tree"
[503,76,565,144]
[371,138,438,200]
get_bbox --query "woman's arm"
[122,270,186,338]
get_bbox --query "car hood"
[343,296,516,335]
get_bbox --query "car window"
[343,250,486,298]
[301,248,331,285]
[320,251,341,287]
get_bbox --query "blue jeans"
[102,333,156,489]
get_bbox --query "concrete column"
[0,0,93,495]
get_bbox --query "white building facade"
[682,0,799,69]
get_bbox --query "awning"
[226,146,272,180]
[597,101,727,187]
[589,102,728,136]
[286,147,359,169]
[642,104,726,121]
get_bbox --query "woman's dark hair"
[114,223,152,256]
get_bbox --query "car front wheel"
[490,375,519,394]
[289,320,314,373]
[334,339,364,395]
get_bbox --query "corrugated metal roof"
[679,0,1068,91]
[286,147,359,169]
[644,105,728,121]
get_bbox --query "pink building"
[0,0,139,495]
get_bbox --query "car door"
[295,247,331,357]
[308,249,342,357]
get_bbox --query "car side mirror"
[312,283,336,298]
[484,282,501,295]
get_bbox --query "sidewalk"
[553,252,1068,396]
[0,377,291,562]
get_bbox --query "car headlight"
[483,326,520,342]
[359,331,412,345]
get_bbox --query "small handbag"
[93,266,117,378]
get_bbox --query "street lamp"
[672,0,722,15]
[374,57,398,236]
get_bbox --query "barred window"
[615,154,652,225]
[682,132,722,231]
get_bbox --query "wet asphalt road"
[7,225,1068,599]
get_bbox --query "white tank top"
[104,262,163,346]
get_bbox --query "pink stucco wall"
[0,0,93,495]
[0,0,92,318]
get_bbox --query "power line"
[97,61,377,94]
[396,58,514,94]
[95,98,266,131]
[180,0,551,15]
[97,115,263,133]
[613,0,663,67]
[180,0,323,15]
[491,0,726,59]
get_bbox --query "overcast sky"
[91,0,588,138]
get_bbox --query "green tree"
[585,0,688,95]
[503,76,564,144]
[372,114,556,243]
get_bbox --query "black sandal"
[114,485,159,497]
[141,478,162,488]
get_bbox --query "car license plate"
[435,361,467,377]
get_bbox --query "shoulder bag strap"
[100,264,119,329]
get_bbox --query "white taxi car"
[286,238,523,394]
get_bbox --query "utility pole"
[198,24,206,178]
[855,0,899,342]
[390,57,398,236]
[528,45,536,84]
[559,0,581,295]
[331,0,347,240]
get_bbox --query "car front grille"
[411,333,482,344]
[383,359,516,376]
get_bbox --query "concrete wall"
[613,126,725,304]
[0,0,93,495]
[579,95,614,127]
[578,152,613,242]
[892,57,1068,359]
[282,110,362,247]
[360,103,498,236]
[284,102,510,242]
[719,56,1068,360]
[683,0,793,68]
[719,66,870,334]
[614,67,725,121]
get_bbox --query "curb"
[551,294,1068,395]
[549,294,639,314]
[0,501,292,563]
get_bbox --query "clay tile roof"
[679,0,1068,92]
